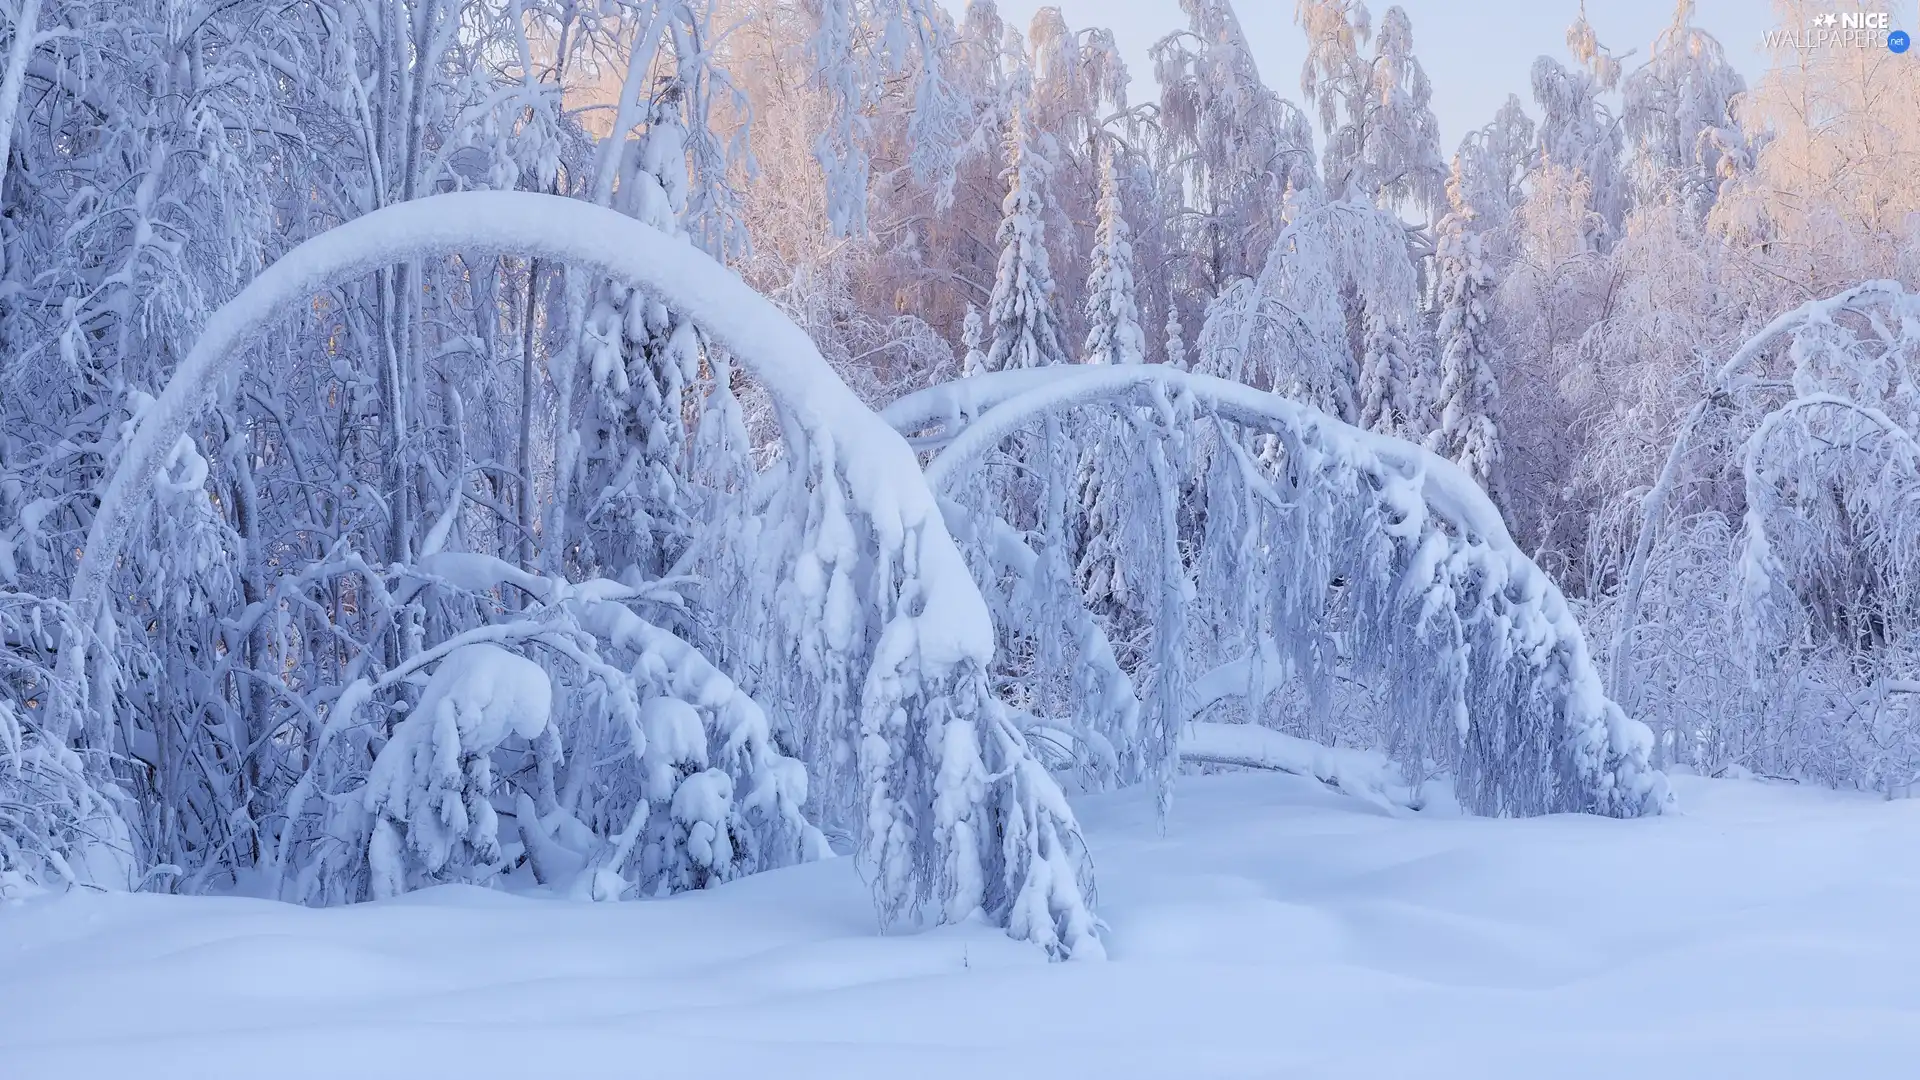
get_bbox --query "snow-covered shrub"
[0,595,131,895]
[562,591,826,898]
[264,554,825,906]
[363,644,552,897]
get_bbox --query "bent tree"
[886,363,1669,821]
[47,191,1100,958]
[1608,282,1920,788]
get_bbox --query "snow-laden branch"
[895,365,1521,549]
[890,363,1667,818]
[71,191,985,662]
[1180,722,1424,813]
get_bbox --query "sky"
[937,1,1901,153]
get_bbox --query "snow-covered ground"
[5,771,1917,1079]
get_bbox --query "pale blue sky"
[945,1,1910,153]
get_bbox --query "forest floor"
[4,769,1918,1078]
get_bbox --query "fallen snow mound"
[4,772,1917,1079]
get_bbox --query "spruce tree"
[1083,149,1146,367]
[1075,147,1146,612]
[1426,158,1504,496]
[983,108,1070,372]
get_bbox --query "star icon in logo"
[1813,12,1838,27]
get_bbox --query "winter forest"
[2,0,1920,985]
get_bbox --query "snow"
[1180,721,1426,812]
[48,188,1075,950]
[5,770,1917,1078]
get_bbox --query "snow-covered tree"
[1455,94,1537,234]
[807,0,968,235]
[982,106,1071,372]
[1426,160,1504,494]
[1710,7,1920,305]
[1356,304,1416,434]
[888,363,1670,821]
[6,0,1913,961]
[1621,0,1746,219]
[1531,7,1627,246]
[1192,194,1418,422]
[1361,6,1444,217]
[1083,150,1147,368]
[1154,0,1318,294]
[1073,146,1150,621]
[961,303,989,376]
[364,644,553,897]
[1297,1,1444,218]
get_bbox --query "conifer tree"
[1426,159,1504,495]
[983,107,1071,372]
[1074,146,1148,612]
[1083,149,1147,367]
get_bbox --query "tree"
[1074,146,1148,616]
[1165,306,1189,370]
[1082,149,1147,368]
[57,188,1103,954]
[1154,0,1318,295]
[982,105,1071,372]
[1608,284,1920,788]
[1710,0,1920,305]
[1356,304,1415,434]
[890,363,1671,820]
[1621,0,1746,219]
[1455,94,1538,236]
[1531,7,1627,246]
[1427,160,1504,495]
[1297,1,1444,218]
[962,303,989,376]
[807,0,968,236]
